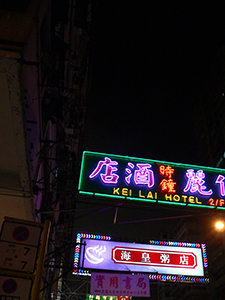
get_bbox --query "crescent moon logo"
[85,245,106,264]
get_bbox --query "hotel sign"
[78,151,225,209]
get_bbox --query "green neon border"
[157,200,186,206]
[79,190,219,209]
[78,151,225,210]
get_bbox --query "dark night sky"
[84,1,225,166]
[77,2,225,239]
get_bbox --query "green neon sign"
[86,294,118,300]
[78,151,225,209]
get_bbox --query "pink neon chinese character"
[183,169,212,196]
[134,164,154,188]
[215,175,225,197]
[125,162,135,184]
[89,157,119,184]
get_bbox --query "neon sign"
[78,151,225,209]
[73,232,209,284]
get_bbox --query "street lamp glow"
[215,221,225,230]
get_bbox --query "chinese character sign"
[77,238,204,277]
[90,273,150,297]
[79,151,225,209]
[74,233,209,284]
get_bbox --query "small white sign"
[91,273,150,297]
[0,221,41,246]
[0,241,38,272]
[0,275,32,300]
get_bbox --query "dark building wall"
[193,47,225,299]
[0,0,95,299]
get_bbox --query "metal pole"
[31,219,51,300]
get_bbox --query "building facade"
[0,0,95,299]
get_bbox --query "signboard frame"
[73,232,209,284]
[78,151,225,210]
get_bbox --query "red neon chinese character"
[160,179,176,193]
[159,165,175,179]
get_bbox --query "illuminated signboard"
[73,233,209,284]
[78,151,225,209]
[91,273,150,297]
